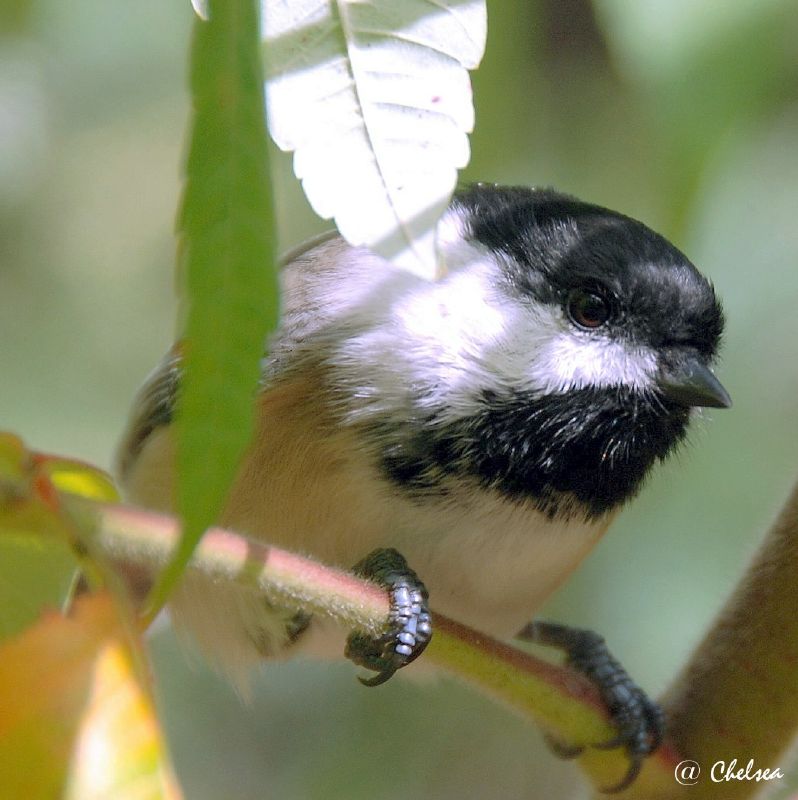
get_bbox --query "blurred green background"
[2,1,797,798]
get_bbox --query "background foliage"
[1,1,797,797]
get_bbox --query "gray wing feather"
[115,350,181,481]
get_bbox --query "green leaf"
[263,0,487,278]
[0,535,77,641]
[145,0,278,617]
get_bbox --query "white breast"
[372,484,613,639]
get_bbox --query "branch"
[66,495,679,794]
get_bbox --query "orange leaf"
[0,593,182,800]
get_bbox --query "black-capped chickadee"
[117,184,729,783]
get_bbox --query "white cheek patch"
[332,205,657,426]
[530,327,657,393]
[399,268,507,374]
[386,255,513,418]
[393,279,658,410]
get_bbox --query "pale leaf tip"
[191,0,209,21]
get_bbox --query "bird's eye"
[567,289,610,329]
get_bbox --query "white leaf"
[263,0,487,279]
[190,0,208,20]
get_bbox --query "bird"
[116,184,730,787]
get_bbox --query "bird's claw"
[345,548,432,685]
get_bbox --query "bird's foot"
[345,548,432,686]
[519,620,663,793]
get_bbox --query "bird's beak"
[658,358,732,409]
